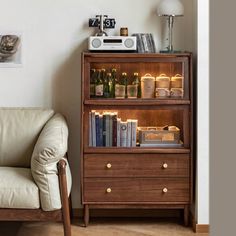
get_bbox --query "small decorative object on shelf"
[170,74,183,88]
[156,88,170,98]
[88,15,116,36]
[127,84,138,99]
[138,126,181,147]
[120,27,128,36]
[90,68,96,98]
[156,74,170,88]
[141,74,155,98]
[94,69,104,97]
[132,72,141,98]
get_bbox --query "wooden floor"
[0,218,209,236]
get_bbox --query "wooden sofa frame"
[0,158,71,236]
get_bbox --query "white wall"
[0,0,197,209]
[196,0,209,225]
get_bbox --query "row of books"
[132,33,156,53]
[89,111,138,147]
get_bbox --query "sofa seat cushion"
[0,167,40,209]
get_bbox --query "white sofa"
[0,108,72,236]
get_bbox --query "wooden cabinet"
[81,52,193,226]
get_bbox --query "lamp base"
[160,49,182,53]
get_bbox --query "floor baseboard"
[194,224,209,233]
[191,214,209,233]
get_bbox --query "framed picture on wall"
[0,31,23,68]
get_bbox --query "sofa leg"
[62,203,71,236]
[58,160,71,236]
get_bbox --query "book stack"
[132,33,156,53]
[89,110,138,147]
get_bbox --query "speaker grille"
[124,38,134,48]
[92,38,102,48]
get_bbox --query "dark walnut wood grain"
[81,52,193,227]
[84,154,190,178]
[84,178,190,203]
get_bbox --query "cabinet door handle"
[106,188,112,193]
[162,163,168,169]
[106,163,112,169]
[162,188,168,193]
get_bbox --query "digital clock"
[88,15,116,36]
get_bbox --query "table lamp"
[157,0,184,53]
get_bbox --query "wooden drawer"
[84,154,189,177]
[84,178,190,203]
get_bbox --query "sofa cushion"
[31,113,71,211]
[0,108,54,167]
[0,167,40,209]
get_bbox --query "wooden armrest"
[58,158,67,176]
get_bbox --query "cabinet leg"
[184,205,189,226]
[84,204,89,227]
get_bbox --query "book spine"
[127,119,132,147]
[112,113,118,146]
[99,114,103,147]
[117,118,121,147]
[95,113,100,147]
[102,113,106,146]
[120,121,128,147]
[91,110,96,147]
[150,33,156,53]
[109,113,113,147]
[142,34,149,52]
[105,113,110,147]
[89,112,92,147]
[131,120,138,147]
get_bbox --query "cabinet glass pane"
[86,108,188,148]
[89,62,186,99]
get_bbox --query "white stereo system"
[88,36,137,51]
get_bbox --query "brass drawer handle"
[162,188,168,193]
[106,188,112,193]
[106,163,112,169]
[162,163,168,169]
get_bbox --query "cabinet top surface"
[82,52,192,58]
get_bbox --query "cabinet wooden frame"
[80,52,193,227]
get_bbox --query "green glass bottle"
[90,68,96,98]
[121,72,128,98]
[103,73,110,98]
[95,69,104,97]
[132,72,141,98]
[110,69,117,98]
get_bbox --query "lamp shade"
[157,0,184,16]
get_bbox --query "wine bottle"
[90,68,96,98]
[120,72,128,98]
[103,73,110,98]
[95,69,103,97]
[110,69,116,98]
[132,72,141,98]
